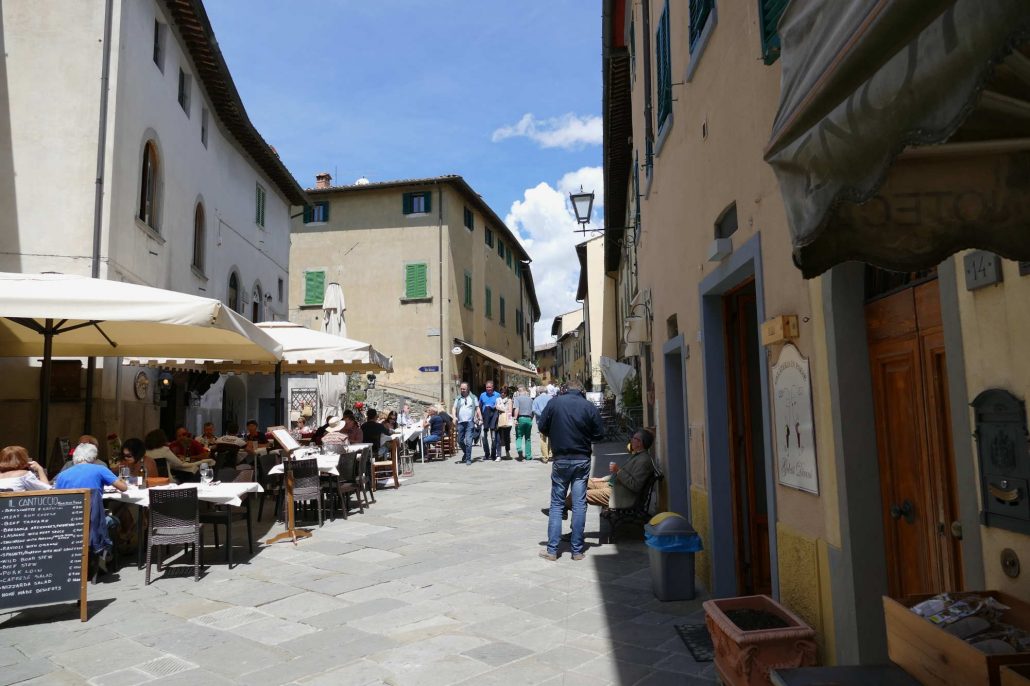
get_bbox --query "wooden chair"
[372,438,400,490]
[146,487,202,584]
[441,426,457,457]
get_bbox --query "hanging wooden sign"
[771,343,819,494]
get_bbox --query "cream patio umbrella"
[0,272,283,461]
[317,282,348,422]
[127,321,393,424]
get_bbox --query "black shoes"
[540,507,569,520]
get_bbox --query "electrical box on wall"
[760,315,799,346]
[972,389,1030,535]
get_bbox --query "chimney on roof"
[315,172,332,189]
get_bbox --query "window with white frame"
[138,140,160,229]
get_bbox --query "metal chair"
[146,487,202,584]
[199,497,253,569]
[290,457,324,526]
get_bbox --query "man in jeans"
[476,380,501,461]
[452,381,478,465]
[513,386,535,461]
[536,378,604,560]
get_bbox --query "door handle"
[889,499,915,524]
[950,521,963,540]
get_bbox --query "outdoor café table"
[268,443,373,477]
[103,482,264,568]
[391,431,414,478]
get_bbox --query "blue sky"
[205,1,604,345]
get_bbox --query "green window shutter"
[422,192,432,214]
[404,263,428,299]
[506,250,513,269]
[500,297,506,325]
[657,1,672,127]
[304,270,325,305]
[485,228,493,247]
[759,0,787,64]
[403,193,413,214]
[497,242,504,258]
[464,272,472,308]
[303,205,312,223]
[321,201,330,222]
[485,287,492,318]
[688,0,713,52]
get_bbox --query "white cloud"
[505,167,604,343]
[491,113,603,150]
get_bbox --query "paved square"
[0,435,716,685]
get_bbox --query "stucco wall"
[952,255,1030,599]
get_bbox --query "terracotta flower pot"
[703,594,818,686]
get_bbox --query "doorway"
[865,271,963,597]
[723,279,772,595]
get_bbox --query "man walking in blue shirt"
[537,378,604,560]
[476,380,501,461]
[452,381,479,465]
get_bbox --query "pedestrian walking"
[514,385,535,461]
[452,382,478,465]
[495,387,514,459]
[537,378,604,560]
[476,380,501,461]
[533,385,555,462]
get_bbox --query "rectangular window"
[656,1,672,128]
[689,0,714,53]
[463,272,473,309]
[506,250,513,269]
[153,20,165,71]
[485,227,494,248]
[255,183,266,227]
[304,270,325,305]
[485,286,492,319]
[463,206,474,231]
[402,191,432,215]
[759,0,787,64]
[177,68,191,115]
[497,241,505,260]
[499,297,506,326]
[516,262,522,279]
[404,262,429,299]
[201,107,209,148]
[304,201,330,223]
[277,277,284,302]
[516,308,523,335]
[629,18,636,80]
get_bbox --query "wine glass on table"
[199,462,212,485]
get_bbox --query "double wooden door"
[866,280,963,597]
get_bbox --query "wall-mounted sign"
[771,343,819,494]
[418,365,440,373]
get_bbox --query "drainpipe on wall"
[437,185,445,405]
[84,0,115,435]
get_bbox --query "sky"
[204,1,605,348]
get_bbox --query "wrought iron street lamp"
[569,186,595,232]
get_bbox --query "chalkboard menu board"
[0,489,89,621]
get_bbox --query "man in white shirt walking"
[452,382,479,465]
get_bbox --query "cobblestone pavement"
[1,431,716,685]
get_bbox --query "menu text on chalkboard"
[0,489,90,621]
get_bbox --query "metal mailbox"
[972,389,1030,534]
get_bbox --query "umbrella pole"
[83,357,96,435]
[38,319,54,465]
[274,361,283,426]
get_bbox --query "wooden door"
[866,280,963,597]
[724,280,772,596]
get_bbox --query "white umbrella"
[0,272,283,460]
[599,356,637,412]
[318,282,348,422]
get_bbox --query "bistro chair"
[355,447,375,505]
[290,457,324,526]
[323,448,362,519]
[199,496,254,569]
[372,438,401,490]
[152,457,170,478]
[146,487,202,584]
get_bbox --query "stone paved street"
[1,433,716,685]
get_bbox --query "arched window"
[192,203,205,272]
[228,272,239,312]
[138,141,160,228]
[251,283,262,322]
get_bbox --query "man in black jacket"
[537,378,604,560]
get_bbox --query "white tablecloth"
[102,482,263,508]
[266,444,372,477]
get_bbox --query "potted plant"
[703,595,818,686]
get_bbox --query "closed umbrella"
[318,282,347,422]
[599,356,637,412]
[0,272,282,461]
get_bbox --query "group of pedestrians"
[452,380,557,465]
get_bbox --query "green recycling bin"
[644,512,702,601]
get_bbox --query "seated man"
[360,409,392,458]
[59,434,100,473]
[584,429,656,508]
[196,422,219,448]
[55,443,127,569]
[419,407,446,458]
[169,425,210,462]
[216,421,247,448]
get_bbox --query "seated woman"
[0,445,51,491]
[144,429,214,482]
[109,438,156,552]
[419,407,446,458]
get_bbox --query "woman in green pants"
[514,386,535,461]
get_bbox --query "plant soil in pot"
[703,594,818,686]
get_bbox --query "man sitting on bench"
[583,429,656,507]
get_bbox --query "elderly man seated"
[55,443,127,570]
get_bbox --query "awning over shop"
[456,338,537,378]
[765,0,1030,277]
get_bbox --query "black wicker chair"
[290,457,324,526]
[146,487,202,584]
